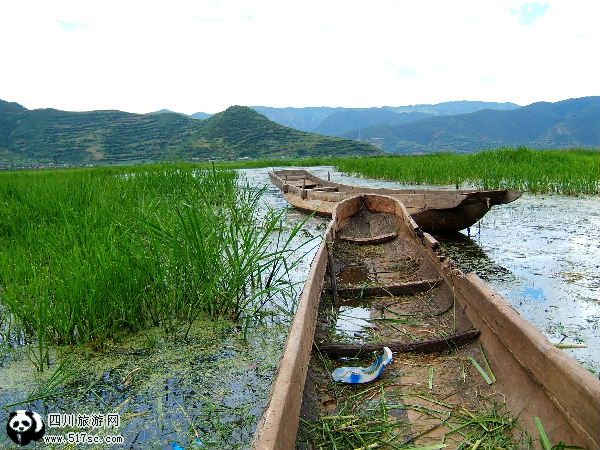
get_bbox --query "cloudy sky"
[0,0,598,114]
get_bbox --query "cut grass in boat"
[298,346,529,449]
[467,356,494,385]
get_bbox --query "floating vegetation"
[0,319,289,448]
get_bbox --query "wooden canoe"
[268,169,522,233]
[253,194,600,449]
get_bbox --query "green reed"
[161,147,600,195]
[0,165,304,370]
[333,148,600,195]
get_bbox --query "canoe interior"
[299,197,519,448]
[253,194,599,450]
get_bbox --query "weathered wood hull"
[269,169,522,233]
[253,194,600,450]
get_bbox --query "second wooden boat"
[253,194,599,449]
[269,169,522,233]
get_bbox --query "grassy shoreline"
[209,147,598,195]
[334,148,600,195]
[3,147,599,195]
[0,165,312,447]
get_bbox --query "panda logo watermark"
[6,410,46,446]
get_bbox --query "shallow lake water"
[243,166,600,373]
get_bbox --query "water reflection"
[335,306,373,341]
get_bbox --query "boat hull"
[253,194,600,450]
[269,169,522,233]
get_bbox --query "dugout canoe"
[268,169,522,233]
[253,194,600,449]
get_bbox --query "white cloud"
[0,0,598,113]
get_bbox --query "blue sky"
[517,2,550,25]
[0,0,598,114]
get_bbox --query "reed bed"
[334,148,600,195]
[186,147,599,195]
[0,165,304,370]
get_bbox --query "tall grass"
[334,148,600,195]
[9,148,596,194]
[0,166,305,370]
[158,148,599,195]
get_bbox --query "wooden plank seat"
[313,186,339,192]
[289,182,319,188]
[338,231,398,245]
[336,277,444,299]
[319,329,481,357]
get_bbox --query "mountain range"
[0,96,598,166]
[342,97,600,152]
[216,98,596,153]
[0,102,378,165]
[250,101,521,135]
[177,101,520,136]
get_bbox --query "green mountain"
[7,107,199,163]
[0,100,27,149]
[345,97,600,153]
[150,108,184,115]
[251,101,520,134]
[251,106,340,132]
[0,101,379,164]
[384,101,520,116]
[152,109,212,121]
[190,106,378,158]
[190,111,212,120]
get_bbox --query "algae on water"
[0,319,289,449]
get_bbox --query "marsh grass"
[0,165,307,370]
[186,147,599,194]
[334,148,600,195]
[170,147,599,195]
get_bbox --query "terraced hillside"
[193,106,378,158]
[0,101,379,164]
[9,108,198,163]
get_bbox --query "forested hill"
[0,102,379,165]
